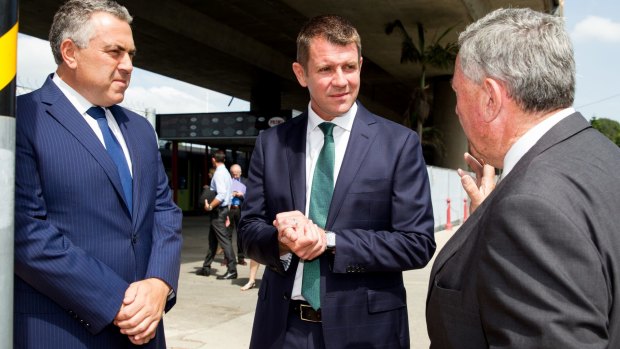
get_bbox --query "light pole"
[0,0,17,346]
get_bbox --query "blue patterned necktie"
[302,122,335,310]
[87,106,133,214]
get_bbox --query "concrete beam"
[460,0,492,20]
[127,0,294,82]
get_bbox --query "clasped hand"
[274,211,326,260]
[114,278,170,345]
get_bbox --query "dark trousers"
[202,207,237,273]
[228,206,244,259]
[283,309,326,349]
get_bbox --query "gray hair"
[458,8,575,113]
[49,0,133,64]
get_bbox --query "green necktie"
[302,122,335,310]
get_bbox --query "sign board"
[156,110,293,141]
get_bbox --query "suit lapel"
[327,103,378,229]
[429,193,491,278]
[40,78,129,213]
[286,114,308,212]
[508,112,590,179]
[426,169,510,304]
[428,112,591,296]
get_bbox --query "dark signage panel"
[156,111,292,141]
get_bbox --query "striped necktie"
[302,122,335,310]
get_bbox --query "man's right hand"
[457,152,496,213]
[114,278,170,345]
[274,211,326,260]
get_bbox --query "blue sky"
[16,1,620,122]
[16,35,251,114]
[565,0,620,122]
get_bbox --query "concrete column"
[431,77,468,170]
[172,141,179,203]
[145,107,157,131]
[250,73,281,113]
[0,0,17,347]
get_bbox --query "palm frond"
[386,20,422,64]
[416,22,425,54]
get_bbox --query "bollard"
[446,198,452,230]
[463,198,469,222]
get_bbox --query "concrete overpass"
[18,0,561,168]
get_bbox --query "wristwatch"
[326,231,336,253]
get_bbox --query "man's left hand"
[114,278,170,345]
[274,211,326,260]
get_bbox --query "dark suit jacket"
[199,185,217,206]
[426,113,620,348]
[239,102,435,349]
[14,76,183,349]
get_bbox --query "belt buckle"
[299,303,321,323]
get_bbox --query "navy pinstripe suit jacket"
[14,76,182,349]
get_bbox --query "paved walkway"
[165,215,458,349]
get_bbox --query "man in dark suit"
[426,8,620,348]
[14,1,182,348]
[239,15,435,349]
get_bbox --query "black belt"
[289,300,321,322]
[218,206,229,210]
[230,205,240,209]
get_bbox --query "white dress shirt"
[52,73,133,176]
[210,163,232,207]
[288,102,357,300]
[502,107,576,179]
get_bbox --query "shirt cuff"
[280,252,293,271]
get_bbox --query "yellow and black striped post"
[1,0,17,116]
[0,0,17,346]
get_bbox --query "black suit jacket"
[239,102,435,349]
[426,113,620,348]
[199,185,217,205]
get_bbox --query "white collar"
[52,73,99,114]
[306,101,357,135]
[502,107,576,178]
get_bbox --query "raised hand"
[457,152,496,213]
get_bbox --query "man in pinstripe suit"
[14,1,182,348]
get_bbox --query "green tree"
[591,117,620,146]
[385,20,458,147]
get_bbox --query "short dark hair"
[296,14,361,68]
[211,149,226,163]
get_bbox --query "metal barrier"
[426,166,468,231]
